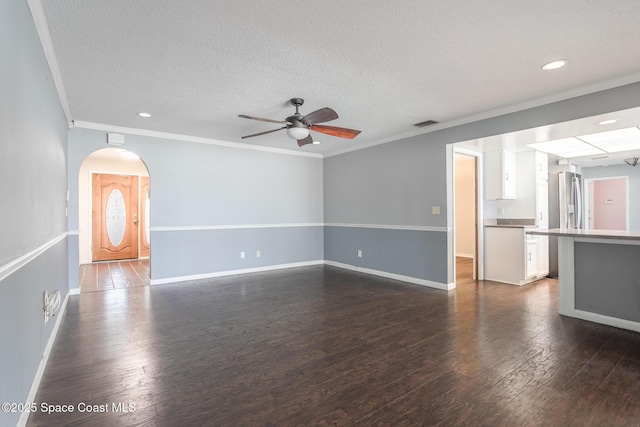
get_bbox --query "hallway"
[79,259,150,293]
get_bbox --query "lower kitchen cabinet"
[485,226,548,285]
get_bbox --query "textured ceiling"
[39,0,640,155]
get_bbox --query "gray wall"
[324,82,640,285]
[575,241,640,322]
[582,164,640,231]
[67,128,324,281]
[0,1,69,425]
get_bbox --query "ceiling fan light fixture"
[624,157,640,166]
[286,127,310,140]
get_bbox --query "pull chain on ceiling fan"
[239,98,361,147]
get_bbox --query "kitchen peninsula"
[528,228,640,333]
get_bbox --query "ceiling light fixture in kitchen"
[542,59,568,71]
[624,157,639,166]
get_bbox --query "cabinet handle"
[528,252,531,261]
[539,212,543,220]
[505,172,509,181]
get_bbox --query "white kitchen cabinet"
[526,239,538,278]
[536,179,549,227]
[484,226,546,285]
[535,151,548,181]
[484,150,517,200]
[537,235,549,276]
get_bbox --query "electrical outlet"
[357,250,362,258]
[240,251,245,259]
[432,206,441,215]
[256,250,261,258]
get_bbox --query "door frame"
[75,146,153,265]
[91,173,139,262]
[583,175,629,231]
[85,168,150,263]
[446,145,485,287]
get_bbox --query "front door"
[92,173,139,261]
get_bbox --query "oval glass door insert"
[105,188,126,246]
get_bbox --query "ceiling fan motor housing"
[286,115,306,129]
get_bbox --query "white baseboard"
[574,309,640,334]
[149,260,325,285]
[324,260,454,291]
[18,292,70,427]
[69,287,80,295]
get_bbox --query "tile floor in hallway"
[79,259,150,293]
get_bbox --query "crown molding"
[27,0,72,125]
[71,121,324,158]
[325,72,640,158]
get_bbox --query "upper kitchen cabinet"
[484,150,517,200]
[535,151,548,181]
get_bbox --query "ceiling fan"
[239,98,361,147]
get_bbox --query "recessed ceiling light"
[312,140,321,145]
[597,119,618,125]
[137,112,151,118]
[542,59,568,71]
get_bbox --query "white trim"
[72,121,323,159]
[150,223,448,232]
[324,260,454,291]
[69,287,81,296]
[324,72,640,158]
[0,233,68,283]
[448,146,485,284]
[68,230,80,236]
[149,260,324,285]
[573,309,640,334]
[151,223,323,232]
[17,292,70,427]
[324,223,450,232]
[583,175,630,232]
[26,0,72,125]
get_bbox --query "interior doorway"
[585,176,628,231]
[454,152,478,285]
[78,147,150,291]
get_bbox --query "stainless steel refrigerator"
[548,171,584,277]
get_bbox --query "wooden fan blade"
[241,127,286,139]
[301,108,338,125]
[310,124,361,139]
[238,114,290,125]
[297,135,313,147]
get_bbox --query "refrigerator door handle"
[559,173,567,228]
[574,177,582,228]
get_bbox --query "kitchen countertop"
[527,228,640,241]
[484,219,537,228]
[485,224,538,229]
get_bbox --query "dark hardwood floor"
[28,266,640,426]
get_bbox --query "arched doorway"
[77,147,151,292]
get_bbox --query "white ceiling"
[39,0,640,156]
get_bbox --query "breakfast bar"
[528,228,640,333]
